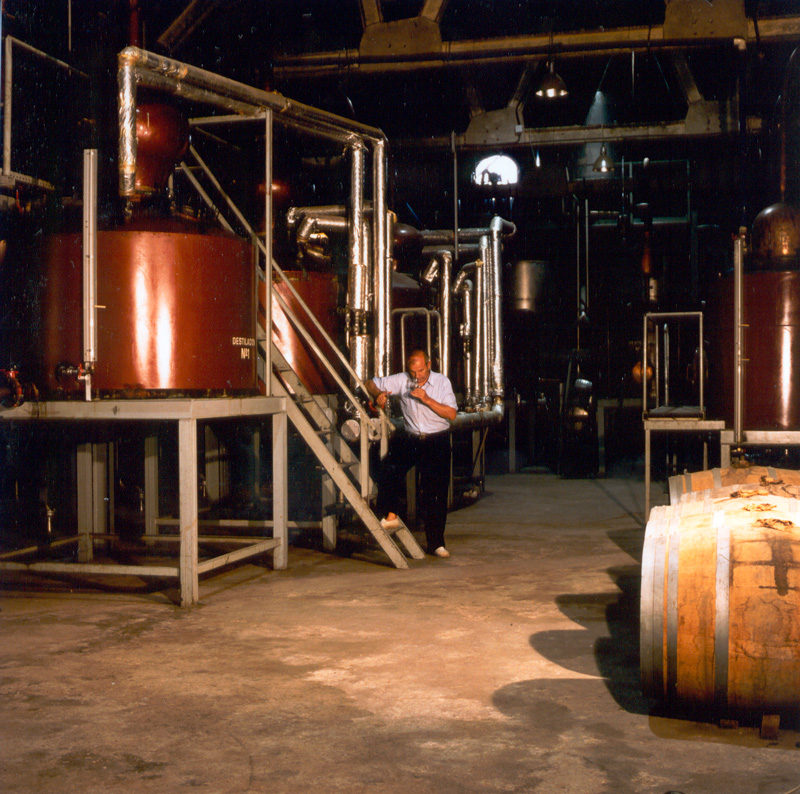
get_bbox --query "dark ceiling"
[4,1,800,229]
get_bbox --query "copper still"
[263,271,342,394]
[41,217,256,395]
[708,268,800,431]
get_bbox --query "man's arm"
[410,387,457,422]
[365,379,391,409]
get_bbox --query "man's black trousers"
[375,430,451,554]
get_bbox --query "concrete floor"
[1,472,798,794]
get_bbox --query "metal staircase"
[269,344,425,568]
[178,137,424,568]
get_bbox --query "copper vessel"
[750,202,800,269]
[41,218,256,395]
[262,271,342,394]
[708,270,800,430]
[134,103,189,196]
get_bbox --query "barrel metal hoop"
[665,529,681,701]
[640,507,665,697]
[714,513,731,707]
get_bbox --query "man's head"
[407,350,431,386]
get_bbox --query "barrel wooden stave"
[669,467,800,505]
[641,495,800,718]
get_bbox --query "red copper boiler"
[708,270,800,430]
[261,271,342,394]
[41,217,256,395]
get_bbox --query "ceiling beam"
[358,0,383,29]
[399,114,743,151]
[273,17,800,78]
[419,0,450,24]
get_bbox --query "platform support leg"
[76,443,94,562]
[272,411,288,570]
[144,434,158,538]
[179,418,199,607]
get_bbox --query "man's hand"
[410,387,427,403]
[375,390,391,408]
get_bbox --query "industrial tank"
[41,216,257,396]
[263,271,342,395]
[708,258,800,432]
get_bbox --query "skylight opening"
[473,154,519,187]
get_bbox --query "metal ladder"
[177,144,423,567]
[269,344,425,568]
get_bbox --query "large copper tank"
[262,271,342,394]
[41,217,256,395]
[708,269,800,430]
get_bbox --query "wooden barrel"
[668,466,800,505]
[640,495,800,719]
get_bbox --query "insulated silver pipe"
[733,228,746,444]
[348,141,366,312]
[422,243,481,257]
[118,50,138,197]
[295,213,349,244]
[348,141,368,381]
[478,235,491,405]
[372,138,390,378]
[263,108,273,396]
[122,47,384,140]
[3,36,12,177]
[457,277,474,405]
[452,401,505,430]
[82,149,98,401]
[351,218,372,381]
[287,205,346,227]
[437,251,453,378]
[421,228,507,244]
[118,47,386,198]
[489,217,514,399]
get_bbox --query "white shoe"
[433,546,450,558]
[380,516,401,530]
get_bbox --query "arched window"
[472,154,519,186]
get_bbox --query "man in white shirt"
[366,350,457,558]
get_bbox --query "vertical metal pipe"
[349,141,366,379]
[699,311,705,413]
[664,323,669,406]
[82,149,98,393]
[3,36,12,176]
[733,228,745,443]
[351,218,372,381]
[451,131,459,267]
[439,250,452,378]
[474,261,484,406]
[349,141,366,300]
[460,280,474,405]
[584,197,590,312]
[642,314,648,412]
[575,200,581,347]
[372,139,389,377]
[489,218,506,399]
[479,235,491,404]
[263,108,273,395]
[117,50,138,197]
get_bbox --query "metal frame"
[0,397,287,606]
[642,311,705,416]
[719,430,800,468]
[644,418,725,517]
